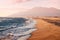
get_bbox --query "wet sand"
[28,18,60,40]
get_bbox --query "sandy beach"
[28,17,60,40]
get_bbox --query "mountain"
[9,7,60,17]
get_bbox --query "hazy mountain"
[9,7,60,17]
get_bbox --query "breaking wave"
[0,17,36,40]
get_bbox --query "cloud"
[0,0,30,5]
[11,0,30,3]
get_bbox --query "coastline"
[0,18,36,40]
[28,18,60,40]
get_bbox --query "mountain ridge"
[9,7,60,17]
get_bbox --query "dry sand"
[28,18,60,40]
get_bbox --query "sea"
[0,17,36,40]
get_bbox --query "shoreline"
[28,18,60,40]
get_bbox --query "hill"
[9,7,60,17]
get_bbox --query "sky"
[0,0,60,17]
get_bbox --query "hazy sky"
[0,0,60,17]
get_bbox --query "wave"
[0,17,36,40]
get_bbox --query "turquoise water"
[0,17,36,40]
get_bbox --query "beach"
[28,17,60,40]
[0,17,60,40]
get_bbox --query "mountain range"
[9,7,60,17]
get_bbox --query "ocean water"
[0,17,36,40]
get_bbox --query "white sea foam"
[0,18,36,40]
